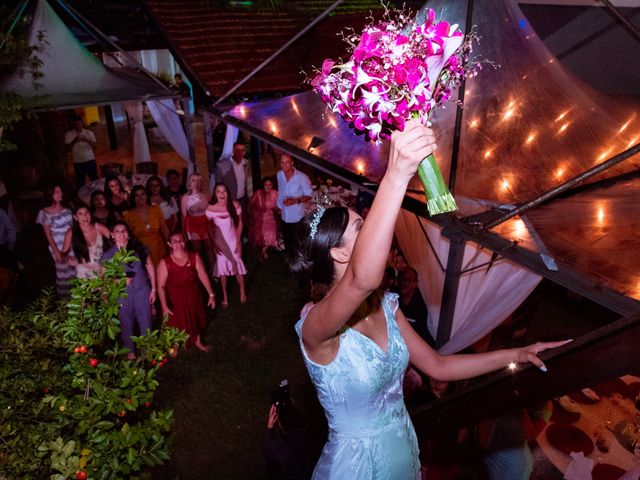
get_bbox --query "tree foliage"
[0,251,187,479]
[0,9,47,152]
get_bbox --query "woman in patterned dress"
[248,176,279,260]
[64,204,110,279]
[36,184,75,297]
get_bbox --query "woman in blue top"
[290,120,570,480]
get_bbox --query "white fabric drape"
[221,124,239,159]
[395,209,541,354]
[210,124,239,194]
[124,103,151,165]
[146,99,190,165]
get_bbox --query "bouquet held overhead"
[311,7,484,215]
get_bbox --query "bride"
[290,119,569,479]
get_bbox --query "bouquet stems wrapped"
[418,154,457,215]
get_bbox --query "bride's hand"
[513,339,572,371]
[387,119,437,184]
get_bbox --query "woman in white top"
[146,175,179,232]
[64,204,110,279]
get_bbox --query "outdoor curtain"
[395,209,541,354]
[124,102,151,165]
[147,99,190,166]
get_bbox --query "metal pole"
[483,142,640,230]
[182,101,197,173]
[600,0,640,45]
[104,105,118,151]
[211,0,345,107]
[435,235,466,349]
[448,0,475,193]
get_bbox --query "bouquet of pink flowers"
[311,8,479,215]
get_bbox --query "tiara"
[309,207,326,240]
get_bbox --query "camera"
[271,379,291,415]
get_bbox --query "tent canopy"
[219,0,640,311]
[1,0,177,110]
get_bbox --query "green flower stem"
[417,153,458,216]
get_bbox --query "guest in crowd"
[397,266,434,347]
[90,190,119,228]
[104,174,129,214]
[181,173,210,253]
[156,231,215,352]
[0,206,18,272]
[36,184,75,297]
[102,221,155,360]
[215,142,250,208]
[165,169,186,205]
[276,154,312,253]
[249,176,279,260]
[146,175,179,231]
[206,183,247,306]
[64,117,97,188]
[65,204,110,279]
[123,186,168,266]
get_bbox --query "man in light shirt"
[64,118,97,188]
[276,154,312,253]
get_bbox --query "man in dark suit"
[214,142,250,205]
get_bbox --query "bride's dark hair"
[289,206,349,285]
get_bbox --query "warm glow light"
[355,160,365,175]
[501,179,510,191]
[556,122,570,135]
[328,117,337,128]
[508,362,517,371]
[502,108,516,121]
[618,119,632,134]
[627,137,639,148]
[554,167,565,180]
[548,59,555,64]
[597,206,605,225]
[513,219,527,238]
[522,75,528,80]
[291,99,299,115]
[597,148,612,162]
[484,148,493,159]
[525,132,536,145]
[470,118,480,128]
[268,120,278,135]
[555,110,570,122]
[238,105,247,117]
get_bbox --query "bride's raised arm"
[295,120,437,351]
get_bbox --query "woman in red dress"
[157,231,216,352]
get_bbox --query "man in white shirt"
[215,142,250,204]
[276,154,312,253]
[64,118,97,188]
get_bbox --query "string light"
[355,160,365,175]
[500,178,511,191]
[508,362,517,371]
[554,167,565,180]
[484,148,493,159]
[617,118,633,134]
[470,118,480,128]
[626,136,638,149]
[328,117,337,128]
[513,219,526,238]
[291,99,299,115]
[525,131,536,145]
[268,120,278,135]
[556,122,570,135]
[597,148,612,163]
[555,110,570,122]
[238,105,247,117]
[596,205,605,225]
[501,101,517,122]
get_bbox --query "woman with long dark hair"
[64,204,110,279]
[290,120,570,479]
[36,184,75,296]
[101,221,156,360]
[205,182,247,306]
[104,174,129,214]
[90,190,120,228]
[248,176,279,260]
[146,175,179,232]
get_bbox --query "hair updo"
[289,207,350,285]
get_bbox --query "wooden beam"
[411,312,640,434]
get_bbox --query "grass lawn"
[151,250,325,480]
